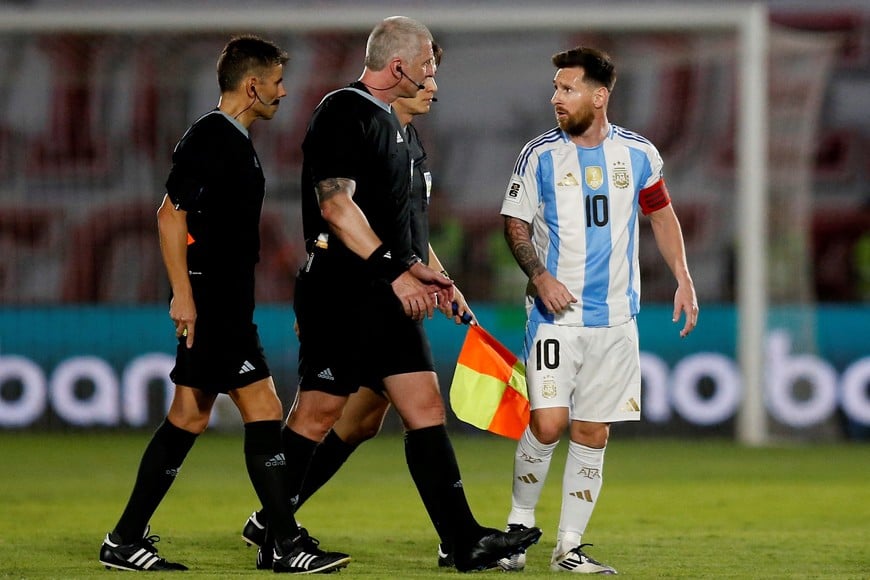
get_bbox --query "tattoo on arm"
[315,178,354,204]
[504,217,545,280]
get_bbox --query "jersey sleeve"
[165,125,214,212]
[500,142,540,223]
[637,143,671,215]
[304,95,365,185]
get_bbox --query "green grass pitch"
[1,432,867,578]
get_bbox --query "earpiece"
[396,66,425,91]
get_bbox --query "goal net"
[0,5,839,439]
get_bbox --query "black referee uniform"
[406,122,432,264]
[295,82,434,395]
[165,109,271,392]
[291,74,542,572]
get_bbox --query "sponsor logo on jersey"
[557,172,580,187]
[317,368,335,381]
[396,130,404,144]
[585,166,604,190]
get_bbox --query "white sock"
[557,441,605,552]
[508,427,558,528]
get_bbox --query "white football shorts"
[523,318,642,422]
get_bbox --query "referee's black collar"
[318,81,392,114]
[213,108,250,138]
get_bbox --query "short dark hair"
[217,35,289,92]
[551,46,616,91]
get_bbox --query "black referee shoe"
[241,510,267,547]
[99,529,188,572]
[437,542,455,568]
[453,526,542,573]
[272,528,350,574]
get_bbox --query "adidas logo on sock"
[239,360,256,374]
[569,489,594,502]
[317,368,335,381]
[265,453,286,467]
[518,473,539,484]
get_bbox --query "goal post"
[735,5,770,446]
[0,3,774,441]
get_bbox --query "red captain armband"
[638,179,672,215]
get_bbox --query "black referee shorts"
[294,269,434,397]
[170,315,271,394]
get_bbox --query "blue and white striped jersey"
[500,124,669,327]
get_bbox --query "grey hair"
[364,16,432,71]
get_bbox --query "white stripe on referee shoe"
[131,549,158,568]
[294,553,316,569]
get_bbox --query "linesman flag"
[449,325,529,439]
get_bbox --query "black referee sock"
[296,429,356,509]
[404,425,482,549]
[281,426,319,508]
[254,426,321,537]
[113,418,197,544]
[244,420,297,542]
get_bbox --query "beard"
[558,108,594,137]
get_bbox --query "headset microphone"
[252,86,277,106]
[397,66,425,90]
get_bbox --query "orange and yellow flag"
[449,325,529,439]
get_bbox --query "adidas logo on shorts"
[239,360,256,374]
[317,368,335,381]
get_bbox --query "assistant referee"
[99,35,349,575]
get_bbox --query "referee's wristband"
[366,244,409,283]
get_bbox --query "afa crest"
[541,376,557,399]
[612,162,630,189]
